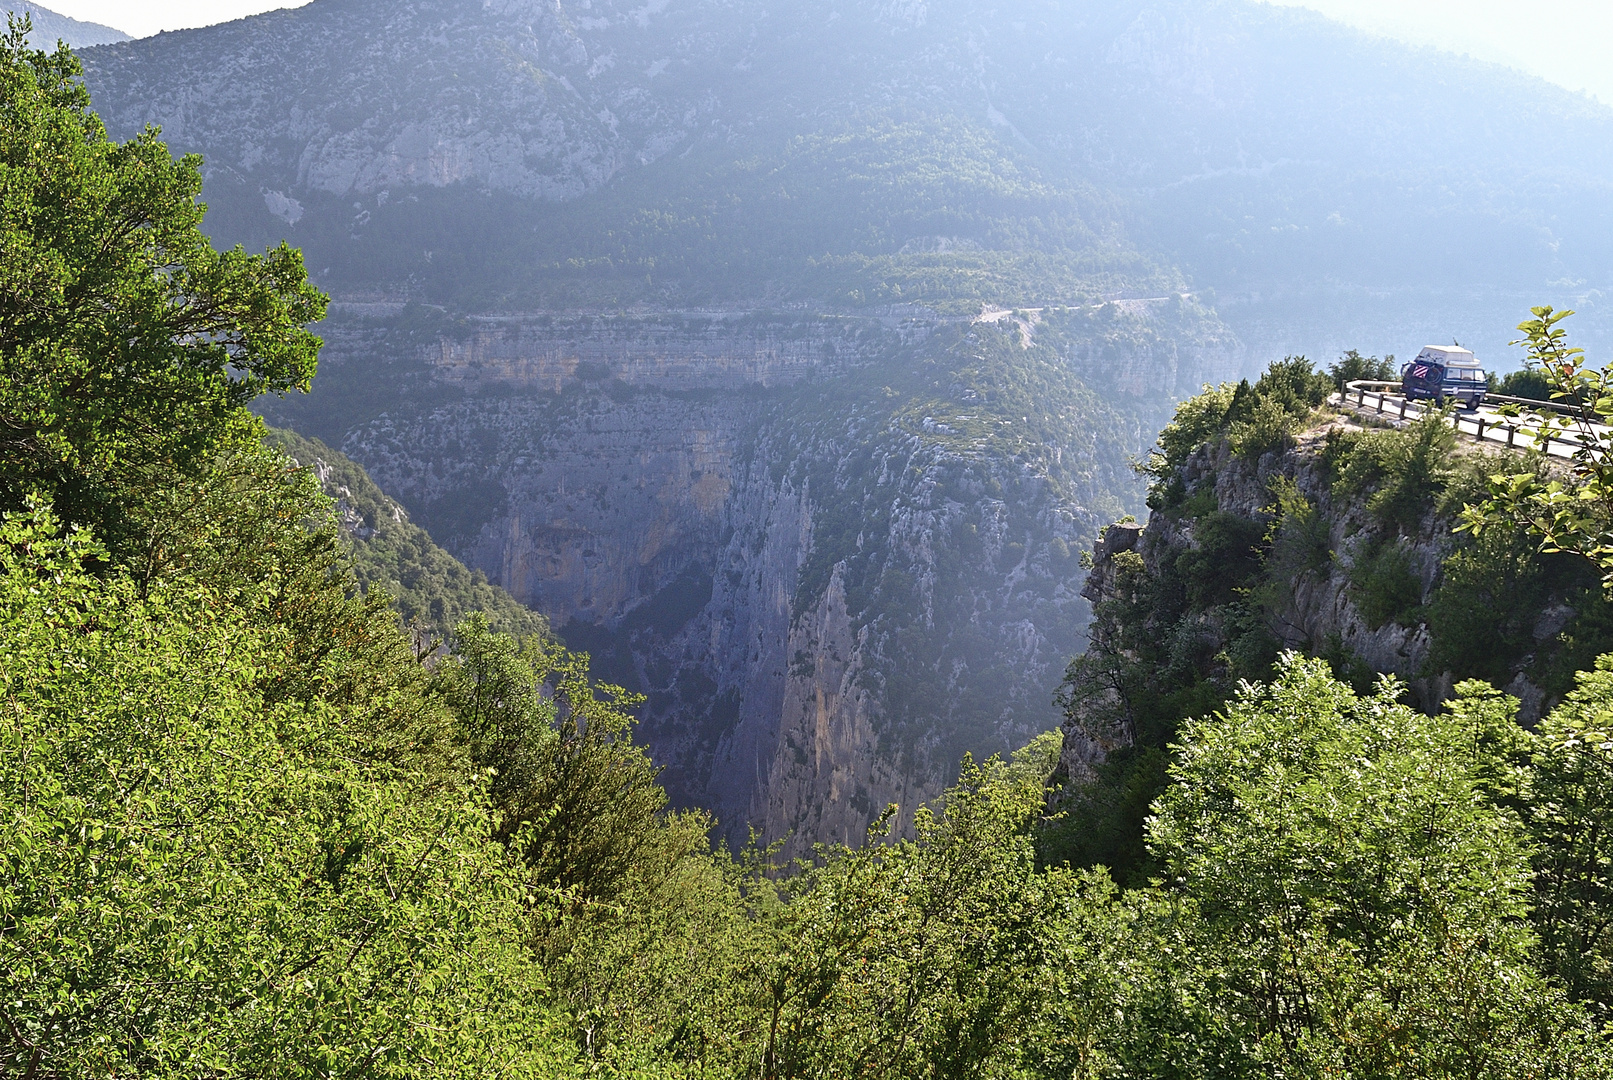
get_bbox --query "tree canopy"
[1461,306,1613,582]
[0,20,324,548]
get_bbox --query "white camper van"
[1400,346,1487,410]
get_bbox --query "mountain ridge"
[77,0,1613,357]
[6,2,127,48]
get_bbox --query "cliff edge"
[1048,363,1613,882]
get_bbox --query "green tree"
[431,615,668,905]
[1334,410,1458,533]
[1327,348,1396,390]
[1460,307,1613,584]
[1519,657,1613,1018]
[754,740,1074,1080]
[1149,653,1602,1077]
[0,22,325,548]
[1492,366,1556,402]
[0,505,573,1078]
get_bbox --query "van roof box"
[1416,346,1477,366]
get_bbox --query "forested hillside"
[9,30,1613,1076]
[267,426,547,642]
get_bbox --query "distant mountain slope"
[78,0,1171,313]
[78,0,1613,356]
[8,2,126,47]
[267,427,549,643]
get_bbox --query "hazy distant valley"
[72,0,1613,844]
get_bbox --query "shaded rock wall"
[264,305,1233,850]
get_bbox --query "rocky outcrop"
[1167,429,1454,704]
[1056,416,1562,790]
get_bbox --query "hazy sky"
[1266,0,1613,104]
[47,0,312,39]
[39,0,1613,105]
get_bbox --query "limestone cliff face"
[1161,432,1454,707]
[1056,418,1564,790]
[767,562,927,848]
[260,303,1220,850]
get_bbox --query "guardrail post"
[1357,388,1365,406]
[1398,398,1407,418]
[1475,417,1485,439]
[1506,424,1517,448]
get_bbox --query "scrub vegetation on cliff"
[11,26,1613,1080]
[1049,350,1613,883]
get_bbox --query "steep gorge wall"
[265,304,1239,849]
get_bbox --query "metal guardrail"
[1335,381,1602,461]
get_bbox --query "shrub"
[1424,528,1550,684]
[1264,476,1331,578]
[1327,348,1396,390]
[1253,354,1334,411]
[1228,393,1300,460]
[1175,511,1266,608]
[1348,536,1424,629]
[1148,382,1238,478]
[1317,632,1381,695]
[1334,412,1456,533]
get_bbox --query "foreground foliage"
[5,27,1613,1078]
[0,508,572,1076]
[0,23,324,553]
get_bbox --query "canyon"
[71,0,1613,845]
[262,300,1238,848]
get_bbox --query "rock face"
[1054,416,1565,790]
[265,427,550,642]
[262,302,1234,850]
[1166,433,1453,702]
